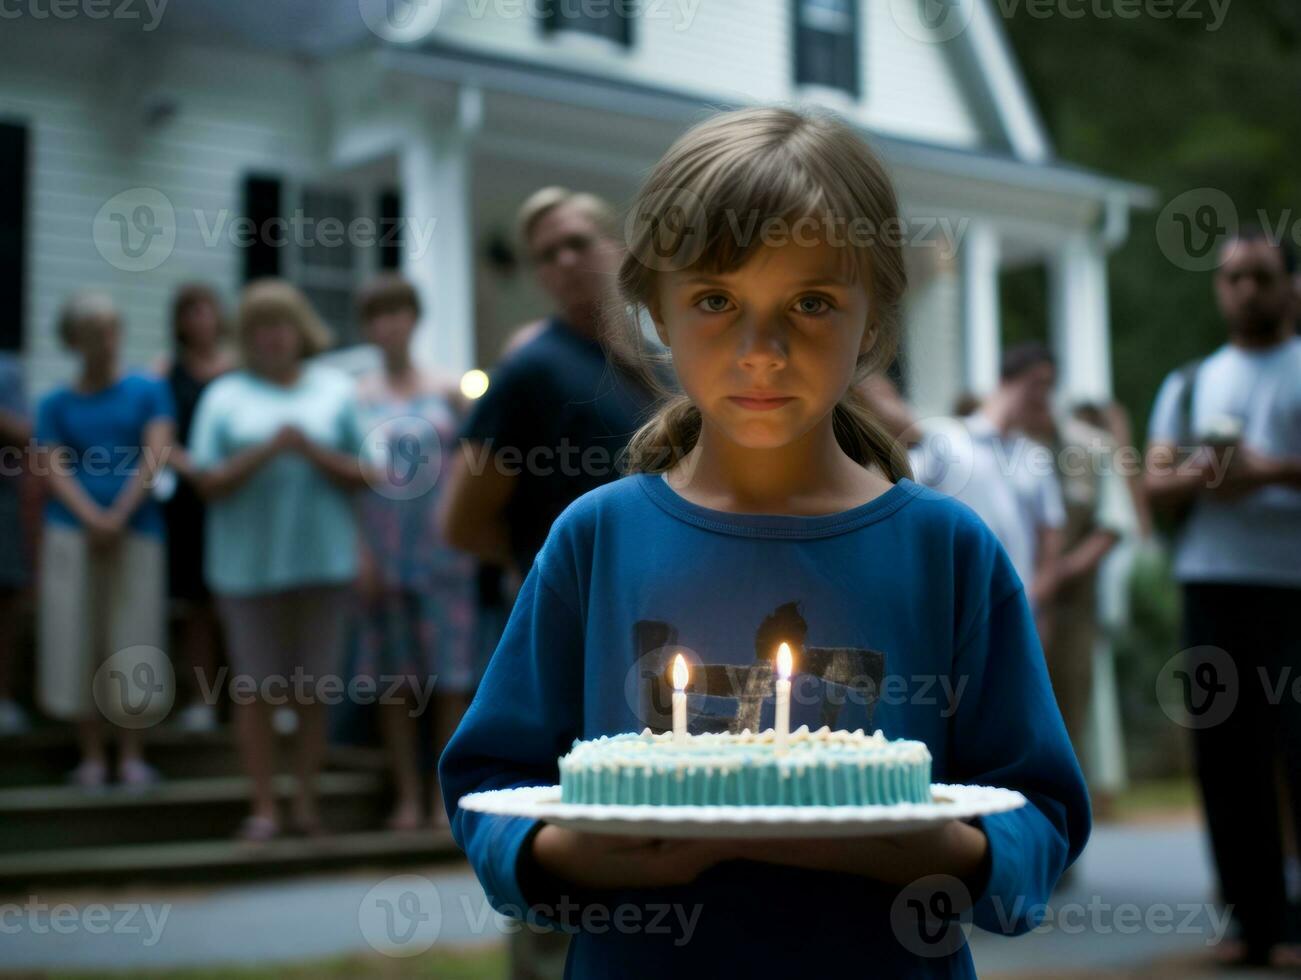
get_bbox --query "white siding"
[429,0,986,148]
[0,22,323,395]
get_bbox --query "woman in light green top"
[189,279,368,842]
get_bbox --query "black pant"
[1182,582,1301,951]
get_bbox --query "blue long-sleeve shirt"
[439,473,1090,978]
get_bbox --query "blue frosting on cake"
[558,725,932,806]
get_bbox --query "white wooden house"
[0,0,1153,412]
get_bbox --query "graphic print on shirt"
[630,600,885,735]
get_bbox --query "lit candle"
[775,642,792,749]
[671,653,689,742]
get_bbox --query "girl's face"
[365,307,418,360]
[247,317,302,376]
[655,238,873,451]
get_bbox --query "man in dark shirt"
[437,187,658,980]
[439,187,658,582]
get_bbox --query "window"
[793,0,860,97]
[240,176,400,349]
[539,0,633,47]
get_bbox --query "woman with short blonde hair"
[189,278,368,841]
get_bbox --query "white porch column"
[961,221,1001,397]
[1050,233,1113,402]
[400,117,475,375]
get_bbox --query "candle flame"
[672,653,689,692]
[777,642,793,681]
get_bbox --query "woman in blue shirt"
[439,106,1089,977]
[189,279,368,841]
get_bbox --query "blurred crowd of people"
[0,183,1298,966]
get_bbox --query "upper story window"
[539,0,633,47]
[793,0,860,97]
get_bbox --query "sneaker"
[118,758,162,790]
[68,759,109,790]
[272,707,299,735]
[174,701,218,733]
[0,699,30,735]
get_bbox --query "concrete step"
[0,726,387,787]
[0,772,392,852]
[0,829,464,892]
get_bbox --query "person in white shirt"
[1145,228,1301,969]
[910,343,1066,619]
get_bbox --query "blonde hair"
[236,278,333,361]
[517,186,618,251]
[610,106,912,479]
[58,290,120,347]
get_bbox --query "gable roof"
[948,0,1053,161]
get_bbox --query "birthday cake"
[558,725,932,807]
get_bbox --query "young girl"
[439,106,1089,977]
[36,292,175,787]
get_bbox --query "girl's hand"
[726,819,988,888]
[531,824,739,891]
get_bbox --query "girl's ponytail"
[831,385,913,483]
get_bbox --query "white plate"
[458,783,1026,839]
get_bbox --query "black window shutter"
[241,174,283,282]
[793,0,860,97]
[539,0,632,46]
[379,189,402,271]
[0,123,28,352]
